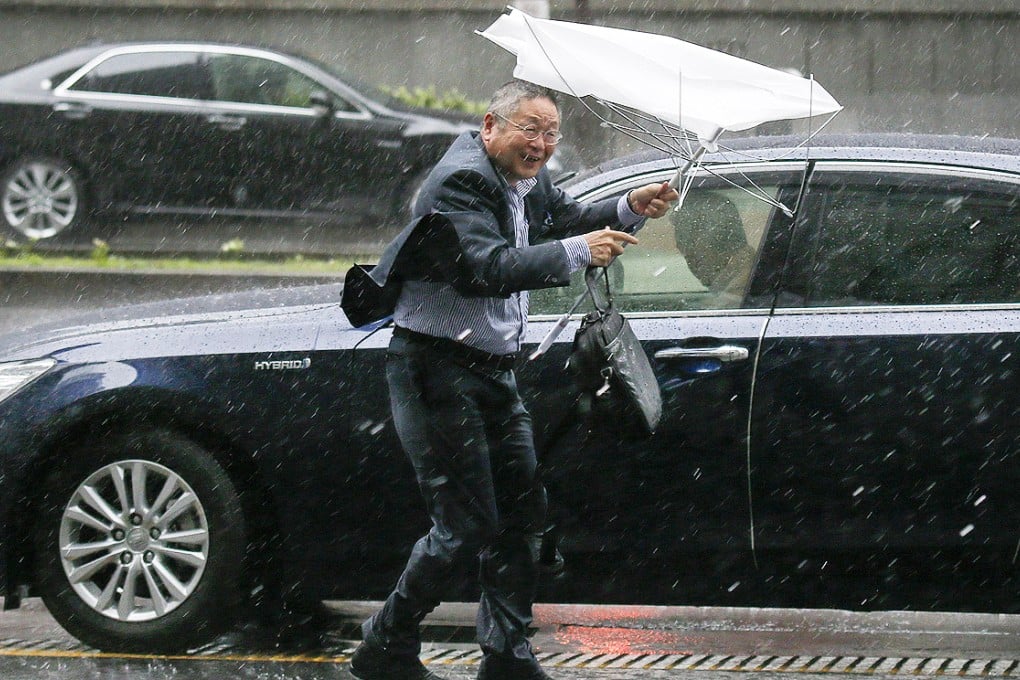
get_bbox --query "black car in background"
[0,134,1018,653]
[0,42,480,240]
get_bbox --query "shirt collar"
[508,176,538,198]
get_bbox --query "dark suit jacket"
[341,132,623,327]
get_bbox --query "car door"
[204,50,405,222]
[525,164,806,575]
[57,48,219,211]
[751,162,1020,559]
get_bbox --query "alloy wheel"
[2,159,80,238]
[58,459,210,622]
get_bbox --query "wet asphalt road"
[0,211,394,336]
[4,597,1020,680]
[1,215,366,332]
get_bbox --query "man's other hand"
[584,228,639,267]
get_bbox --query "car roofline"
[566,133,1020,195]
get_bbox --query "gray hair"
[487,79,560,119]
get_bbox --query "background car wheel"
[1,156,85,239]
[33,430,245,653]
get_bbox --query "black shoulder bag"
[567,267,662,435]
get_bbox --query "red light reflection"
[534,605,696,656]
[552,624,694,656]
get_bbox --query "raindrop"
[974,495,987,506]
[727,581,740,592]
[960,524,975,537]
[944,196,965,213]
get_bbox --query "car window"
[207,54,340,110]
[70,51,209,99]
[797,169,1020,306]
[530,180,784,315]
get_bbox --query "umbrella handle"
[529,286,589,360]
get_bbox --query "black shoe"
[477,654,555,680]
[350,641,447,680]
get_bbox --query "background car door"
[525,165,804,595]
[60,49,219,210]
[204,52,405,222]
[751,163,1020,565]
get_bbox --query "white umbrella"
[477,7,841,157]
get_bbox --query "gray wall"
[1,1,1017,162]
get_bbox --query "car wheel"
[1,156,85,239]
[33,430,245,653]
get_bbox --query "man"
[350,79,678,680]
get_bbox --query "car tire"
[1,156,86,239]
[33,430,246,653]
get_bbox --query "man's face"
[481,96,559,183]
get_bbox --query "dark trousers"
[363,333,547,661]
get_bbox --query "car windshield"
[292,50,406,110]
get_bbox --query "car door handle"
[654,345,749,362]
[53,101,92,119]
[206,114,247,131]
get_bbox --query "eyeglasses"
[492,112,563,145]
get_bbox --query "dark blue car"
[1,134,1018,652]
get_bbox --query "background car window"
[207,54,337,109]
[530,183,780,315]
[800,172,1020,306]
[72,51,209,99]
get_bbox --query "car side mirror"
[309,91,334,118]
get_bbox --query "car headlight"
[0,358,56,404]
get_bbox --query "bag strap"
[584,266,613,312]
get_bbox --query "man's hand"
[627,182,680,219]
[584,227,639,267]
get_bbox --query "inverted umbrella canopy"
[477,7,842,146]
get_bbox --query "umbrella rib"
[588,107,792,215]
[693,160,794,216]
[580,100,694,158]
[601,102,697,146]
[598,104,696,158]
[599,102,708,160]
[518,12,587,103]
